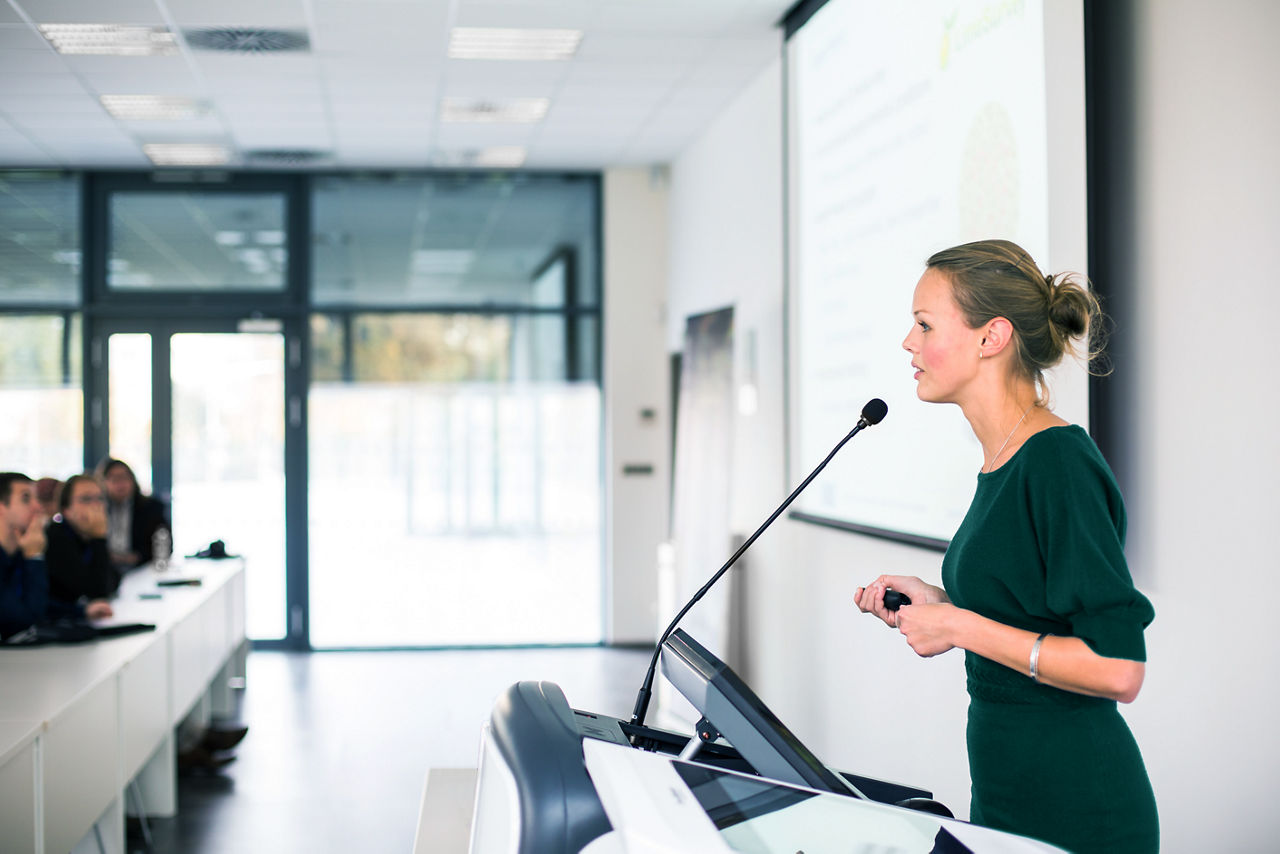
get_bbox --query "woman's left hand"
[896,603,961,657]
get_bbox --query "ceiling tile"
[162,0,309,29]
[329,107,436,126]
[113,115,226,136]
[14,113,119,131]
[40,139,147,164]
[434,123,534,148]
[558,62,686,90]
[0,93,105,115]
[0,0,788,168]
[589,3,762,36]
[29,120,134,144]
[80,67,204,94]
[1,72,93,95]
[191,52,319,76]
[441,59,568,91]
[232,128,335,149]
[60,54,189,75]
[17,0,166,25]
[310,1,452,55]
[0,141,57,165]
[452,3,594,32]
[216,94,327,115]
[0,50,69,73]
[0,24,49,50]
[204,75,324,97]
[574,34,713,64]
[323,69,444,101]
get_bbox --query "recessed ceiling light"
[473,146,527,168]
[448,27,581,61]
[101,95,208,121]
[432,147,528,169]
[38,24,177,56]
[411,250,475,275]
[441,97,549,124]
[142,143,231,166]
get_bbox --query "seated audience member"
[1,472,111,640]
[34,476,61,520]
[97,458,170,568]
[45,474,121,604]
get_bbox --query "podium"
[466,630,1066,853]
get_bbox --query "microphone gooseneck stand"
[628,398,887,728]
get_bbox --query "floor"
[134,646,651,853]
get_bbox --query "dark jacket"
[45,519,120,602]
[1,545,83,639]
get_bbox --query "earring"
[978,349,984,359]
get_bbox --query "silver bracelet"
[1029,632,1049,682]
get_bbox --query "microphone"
[628,398,888,727]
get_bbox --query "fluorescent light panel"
[39,24,177,56]
[448,27,581,61]
[142,143,230,166]
[441,97,548,124]
[473,146,527,167]
[101,95,208,121]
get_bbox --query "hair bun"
[1047,274,1089,339]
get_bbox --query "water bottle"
[152,528,172,573]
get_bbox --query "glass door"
[171,331,286,640]
[96,321,289,641]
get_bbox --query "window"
[0,314,83,479]
[108,191,287,291]
[0,172,80,305]
[307,173,602,647]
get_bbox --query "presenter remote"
[883,590,911,610]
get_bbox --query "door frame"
[82,171,312,650]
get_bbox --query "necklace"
[984,403,1035,473]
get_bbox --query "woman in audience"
[33,476,61,520]
[96,457,171,569]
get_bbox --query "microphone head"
[860,398,888,426]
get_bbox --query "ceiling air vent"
[243,149,331,167]
[184,28,310,53]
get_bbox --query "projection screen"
[785,0,1089,546]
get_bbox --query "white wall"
[669,56,976,815]
[665,2,1280,847]
[1116,1,1280,850]
[602,167,670,644]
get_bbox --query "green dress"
[940,425,1158,853]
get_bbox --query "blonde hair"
[926,239,1109,391]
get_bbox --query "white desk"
[0,558,246,854]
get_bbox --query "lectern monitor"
[660,629,862,798]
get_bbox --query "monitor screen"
[660,628,860,797]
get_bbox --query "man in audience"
[45,474,121,605]
[97,458,170,569]
[1,472,111,640]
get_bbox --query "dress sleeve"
[1029,434,1154,661]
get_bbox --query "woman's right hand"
[854,575,947,628]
